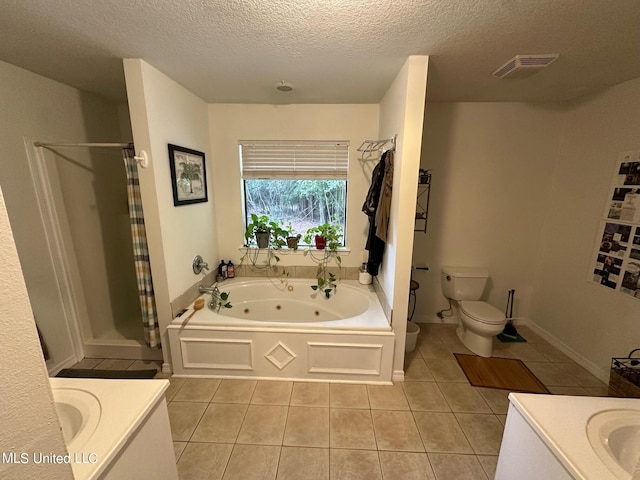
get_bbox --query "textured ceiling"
[0,0,638,103]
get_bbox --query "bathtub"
[50,378,177,480]
[168,278,395,383]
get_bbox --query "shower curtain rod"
[33,141,149,168]
[34,141,130,148]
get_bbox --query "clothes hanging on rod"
[362,149,394,276]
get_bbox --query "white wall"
[0,59,125,371]
[124,59,218,364]
[416,102,564,322]
[208,103,379,267]
[0,186,72,480]
[531,77,640,379]
[377,56,429,377]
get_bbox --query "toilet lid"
[459,301,505,325]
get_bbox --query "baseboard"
[47,354,80,376]
[161,362,172,374]
[392,370,405,382]
[523,319,609,384]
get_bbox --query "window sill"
[238,246,351,255]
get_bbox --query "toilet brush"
[502,289,518,338]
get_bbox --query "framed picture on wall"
[168,144,208,206]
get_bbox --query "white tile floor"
[72,324,610,480]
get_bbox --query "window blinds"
[240,141,349,179]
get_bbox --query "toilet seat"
[459,301,505,325]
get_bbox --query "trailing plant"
[304,223,343,298]
[207,286,232,312]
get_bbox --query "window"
[240,141,349,245]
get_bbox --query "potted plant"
[244,214,273,248]
[303,223,342,251]
[283,223,302,250]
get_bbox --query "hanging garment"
[362,151,389,276]
[123,147,161,349]
[375,150,394,242]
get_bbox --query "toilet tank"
[441,266,490,301]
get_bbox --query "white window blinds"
[240,141,349,179]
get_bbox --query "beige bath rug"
[454,353,550,394]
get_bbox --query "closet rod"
[34,142,130,148]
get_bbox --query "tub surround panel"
[373,276,393,323]
[170,328,393,383]
[170,270,218,318]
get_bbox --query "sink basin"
[586,408,640,479]
[52,387,101,451]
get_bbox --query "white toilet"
[441,266,506,358]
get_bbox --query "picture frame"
[168,144,208,206]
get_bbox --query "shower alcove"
[28,141,161,367]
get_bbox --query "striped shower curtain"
[123,147,161,348]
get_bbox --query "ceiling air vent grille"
[493,54,559,79]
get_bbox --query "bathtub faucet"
[198,284,220,295]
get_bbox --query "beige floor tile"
[167,401,207,441]
[584,386,610,396]
[330,409,376,450]
[547,386,590,396]
[251,381,293,405]
[413,412,473,454]
[213,379,257,403]
[329,449,382,480]
[455,414,504,455]
[428,453,488,480]
[127,359,162,370]
[496,414,507,425]
[371,410,424,452]
[530,342,572,362]
[367,383,409,410]
[173,378,222,402]
[438,383,492,413]
[475,387,511,415]
[237,405,288,445]
[477,455,499,479]
[554,362,607,387]
[378,451,436,480]
[191,403,248,443]
[418,341,454,360]
[524,361,579,386]
[283,406,329,447]
[403,381,450,412]
[72,358,102,369]
[424,358,468,382]
[291,382,330,406]
[177,442,233,480]
[94,358,135,370]
[330,384,369,409]
[492,342,547,362]
[164,377,186,402]
[223,444,280,480]
[277,446,329,480]
[513,325,546,344]
[173,441,187,462]
[404,357,435,381]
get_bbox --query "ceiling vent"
[493,54,559,79]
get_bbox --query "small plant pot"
[314,235,326,250]
[255,232,270,249]
[286,236,299,250]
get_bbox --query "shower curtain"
[123,147,161,348]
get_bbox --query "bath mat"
[497,332,527,343]
[56,368,158,379]
[454,353,549,394]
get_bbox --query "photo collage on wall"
[591,150,640,299]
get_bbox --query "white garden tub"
[168,279,395,383]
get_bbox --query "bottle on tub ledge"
[227,260,235,279]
